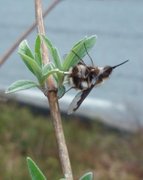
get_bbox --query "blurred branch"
[0,0,61,67]
[35,0,73,179]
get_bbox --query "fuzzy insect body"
[69,62,99,90]
[67,59,129,114]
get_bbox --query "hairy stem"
[35,0,73,179]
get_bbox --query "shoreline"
[0,88,142,132]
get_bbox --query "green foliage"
[42,35,96,71]
[19,39,34,60]
[27,157,47,180]
[27,157,93,180]
[60,172,94,180]
[34,35,42,66]
[79,172,93,180]
[41,35,64,86]
[41,35,62,70]
[1,102,143,179]
[62,36,96,71]
[41,68,64,84]
[19,52,43,81]
[6,35,97,96]
[5,80,39,93]
[5,35,97,178]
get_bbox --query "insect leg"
[66,86,75,93]
[58,86,75,99]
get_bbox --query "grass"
[0,101,143,180]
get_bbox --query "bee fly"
[67,44,129,114]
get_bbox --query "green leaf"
[57,85,66,99]
[42,63,61,84]
[53,47,62,69]
[19,40,34,60]
[63,35,96,71]
[42,35,62,69]
[35,35,42,67]
[27,157,47,180]
[42,63,53,75]
[19,53,42,82]
[19,40,43,82]
[41,69,65,84]
[5,80,39,93]
[79,172,93,180]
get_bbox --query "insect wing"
[68,84,95,114]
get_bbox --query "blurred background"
[0,0,143,179]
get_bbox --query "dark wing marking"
[68,84,95,114]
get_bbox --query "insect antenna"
[71,50,86,65]
[84,43,94,66]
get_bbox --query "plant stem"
[35,0,73,179]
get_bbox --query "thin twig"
[0,0,61,67]
[35,0,73,179]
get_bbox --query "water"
[0,0,143,130]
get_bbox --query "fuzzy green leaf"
[42,63,61,84]
[27,157,47,180]
[42,35,62,69]
[19,40,34,60]
[19,53,42,82]
[79,172,93,180]
[42,69,65,84]
[5,80,39,93]
[63,35,97,71]
[35,35,42,67]
[42,63,53,75]
[19,40,42,81]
